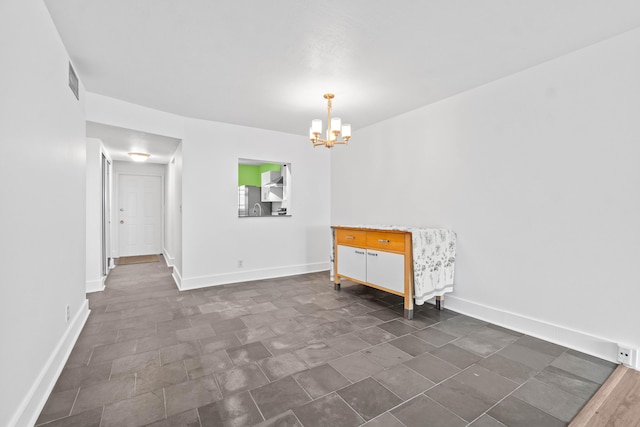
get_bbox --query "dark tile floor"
[36,258,616,426]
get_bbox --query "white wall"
[165,144,183,280]
[180,118,331,289]
[331,28,640,362]
[0,1,89,425]
[87,95,332,290]
[86,138,110,292]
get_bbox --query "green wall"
[238,163,281,186]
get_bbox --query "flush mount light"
[128,152,150,162]
[309,93,351,148]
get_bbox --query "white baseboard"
[172,267,183,290]
[162,247,175,268]
[10,299,90,427]
[179,262,330,291]
[85,277,105,293]
[445,295,618,364]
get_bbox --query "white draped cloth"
[330,225,457,305]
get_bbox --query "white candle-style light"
[309,93,352,148]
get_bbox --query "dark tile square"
[412,327,457,347]
[361,343,413,368]
[361,412,404,427]
[326,333,371,355]
[213,317,248,334]
[477,353,538,384]
[35,407,103,427]
[258,353,308,381]
[432,315,486,337]
[293,363,351,399]
[391,394,466,427]
[255,410,301,427]
[199,333,242,354]
[35,388,77,425]
[374,363,435,400]
[369,308,401,321]
[262,334,307,356]
[488,396,567,427]
[250,376,311,420]
[71,375,135,414]
[377,319,419,337]
[388,335,435,357]
[294,392,364,427]
[550,351,616,384]
[337,377,402,421]
[426,365,518,422]
[226,341,272,366]
[135,361,188,395]
[515,335,566,357]
[164,375,222,417]
[513,378,586,422]
[52,362,112,393]
[184,350,234,379]
[497,343,556,370]
[216,363,269,396]
[404,352,460,383]
[295,342,342,367]
[535,365,600,400]
[101,390,165,427]
[330,352,385,382]
[197,390,263,426]
[145,409,200,427]
[353,326,396,345]
[430,343,483,369]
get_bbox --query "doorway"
[117,174,162,256]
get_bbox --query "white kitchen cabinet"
[333,227,414,319]
[261,171,284,202]
[337,245,366,282]
[366,250,405,294]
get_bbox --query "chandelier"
[309,93,351,148]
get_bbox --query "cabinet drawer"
[366,231,406,252]
[336,229,367,246]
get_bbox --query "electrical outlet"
[237,260,243,268]
[65,304,70,322]
[617,345,637,368]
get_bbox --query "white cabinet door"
[366,250,404,293]
[337,245,366,282]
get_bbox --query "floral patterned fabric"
[330,225,457,305]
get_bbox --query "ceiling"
[46,1,640,143]
[87,122,181,163]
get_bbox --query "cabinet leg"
[404,308,414,320]
[334,282,341,291]
[436,295,444,311]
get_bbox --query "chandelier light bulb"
[308,94,352,148]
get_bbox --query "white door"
[118,174,162,256]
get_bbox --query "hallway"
[36,260,615,426]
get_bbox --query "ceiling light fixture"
[309,93,351,148]
[128,152,150,162]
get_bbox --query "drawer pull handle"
[355,250,365,255]
[368,252,378,256]
[378,239,390,243]
[345,236,355,239]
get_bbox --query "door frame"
[113,171,165,259]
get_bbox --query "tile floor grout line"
[333,390,367,425]
[247,386,268,423]
[162,387,167,419]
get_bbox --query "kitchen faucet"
[252,203,262,216]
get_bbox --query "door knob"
[120,220,124,224]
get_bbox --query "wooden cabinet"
[333,226,414,319]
